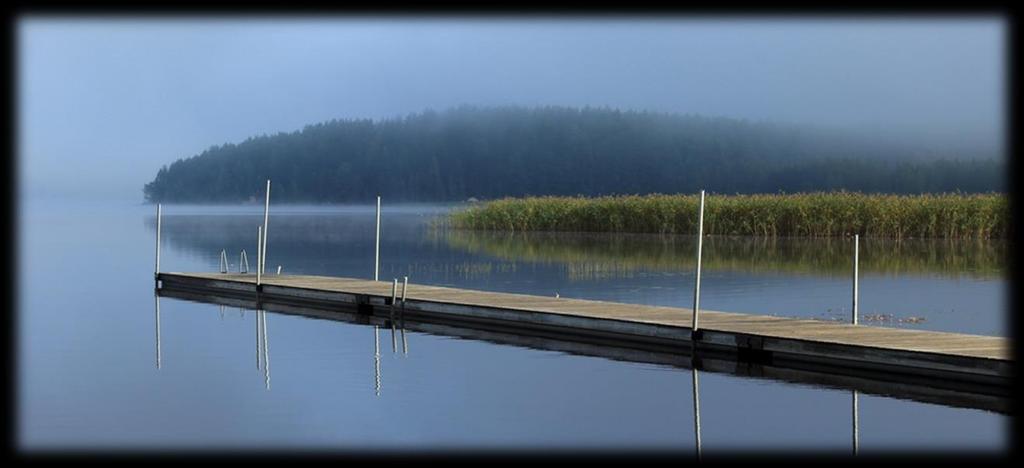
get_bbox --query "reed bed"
[448,192,1009,239]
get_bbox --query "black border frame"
[3,1,1018,463]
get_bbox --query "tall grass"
[448,192,1009,239]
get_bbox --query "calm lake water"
[19,199,1009,453]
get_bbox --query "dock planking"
[156,272,1011,385]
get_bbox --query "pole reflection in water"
[262,310,270,391]
[400,312,408,357]
[692,366,702,459]
[374,325,381,397]
[154,293,161,370]
[390,321,398,354]
[151,298,281,389]
[853,390,859,455]
[256,306,262,370]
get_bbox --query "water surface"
[19,200,1008,452]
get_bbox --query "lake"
[18,199,1008,453]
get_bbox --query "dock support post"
[401,276,409,356]
[374,195,381,281]
[220,249,228,274]
[257,227,262,287]
[390,278,398,353]
[853,234,859,325]
[261,180,271,275]
[155,204,161,278]
[851,234,861,455]
[401,276,408,305]
[691,190,706,333]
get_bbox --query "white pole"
[401,276,408,305]
[374,195,381,281]
[853,234,859,325]
[155,203,162,277]
[390,279,398,310]
[257,226,262,287]
[262,180,271,275]
[391,278,399,353]
[401,276,409,355]
[692,190,705,332]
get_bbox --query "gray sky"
[18,16,1005,201]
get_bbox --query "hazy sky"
[18,16,1005,200]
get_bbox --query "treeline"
[143,106,1005,203]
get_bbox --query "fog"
[18,16,1005,200]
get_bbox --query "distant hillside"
[143,106,1005,203]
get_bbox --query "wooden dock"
[156,272,1011,389]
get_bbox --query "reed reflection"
[443,230,1005,281]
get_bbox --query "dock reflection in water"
[155,293,273,391]
[153,291,415,399]
[152,288,1006,454]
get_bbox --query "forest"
[143,106,1005,203]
